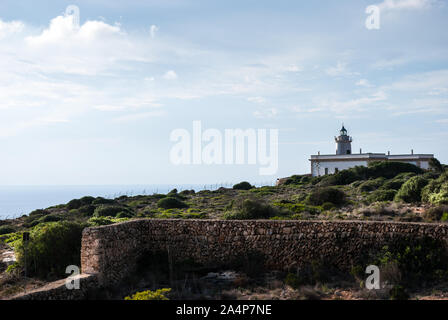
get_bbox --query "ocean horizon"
[0,182,275,220]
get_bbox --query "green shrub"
[157,197,188,209]
[38,214,63,223]
[421,171,448,204]
[381,180,405,190]
[367,161,424,179]
[394,176,428,203]
[423,205,448,222]
[93,205,130,217]
[232,181,253,190]
[367,189,397,203]
[116,211,133,218]
[87,216,115,226]
[284,273,301,289]
[306,187,346,206]
[67,199,82,210]
[389,285,409,300]
[224,199,280,220]
[0,225,16,235]
[179,189,195,196]
[374,237,448,285]
[429,158,444,173]
[92,197,115,205]
[29,209,49,216]
[321,202,335,210]
[320,166,369,186]
[318,162,423,187]
[124,288,171,300]
[426,184,448,205]
[15,221,86,279]
[284,175,312,185]
[78,205,96,217]
[168,188,178,195]
[358,178,385,192]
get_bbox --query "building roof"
[309,153,434,161]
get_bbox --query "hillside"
[1,160,448,299]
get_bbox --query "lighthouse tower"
[335,125,352,155]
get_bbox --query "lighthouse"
[335,125,352,155]
[306,125,434,177]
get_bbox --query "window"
[325,168,328,175]
[346,150,351,154]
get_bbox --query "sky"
[0,0,447,185]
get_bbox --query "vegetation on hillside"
[1,159,448,298]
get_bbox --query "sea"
[0,182,275,220]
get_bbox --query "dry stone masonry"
[81,219,448,285]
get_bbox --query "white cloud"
[163,70,178,80]
[0,19,24,38]
[26,15,121,46]
[356,79,374,87]
[253,108,278,119]
[325,62,359,77]
[317,91,387,114]
[112,110,165,123]
[285,64,303,72]
[247,96,266,104]
[378,0,438,10]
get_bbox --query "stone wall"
[81,219,448,285]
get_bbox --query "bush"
[29,209,49,216]
[358,178,385,192]
[429,158,444,173]
[116,211,133,218]
[66,199,82,210]
[389,285,409,300]
[233,181,253,190]
[367,189,397,203]
[421,171,448,204]
[124,288,171,300]
[38,214,63,223]
[374,237,448,285]
[394,176,428,203]
[318,162,423,187]
[78,205,96,217]
[67,196,96,210]
[284,273,301,289]
[0,225,16,235]
[15,221,86,279]
[224,199,280,220]
[321,202,335,210]
[423,205,448,222]
[306,187,346,206]
[94,205,130,217]
[157,197,188,209]
[92,197,115,205]
[284,175,312,185]
[88,216,115,226]
[367,161,424,179]
[381,180,404,191]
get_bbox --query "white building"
[309,126,434,177]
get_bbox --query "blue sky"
[0,0,447,185]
